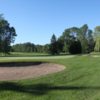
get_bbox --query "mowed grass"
[0,55,100,100]
[0,52,49,57]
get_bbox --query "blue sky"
[0,0,100,45]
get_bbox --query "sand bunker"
[0,62,65,81]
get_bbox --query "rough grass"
[0,55,100,100]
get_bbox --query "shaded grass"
[0,55,100,99]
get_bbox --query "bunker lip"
[0,62,43,67]
[0,62,65,81]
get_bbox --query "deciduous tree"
[0,15,17,54]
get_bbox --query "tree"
[69,40,82,54]
[77,24,95,53]
[0,15,17,54]
[42,44,50,53]
[94,26,100,52]
[63,41,68,53]
[61,27,82,54]
[58,24,94,54]
[49,34,59,55]
[12,42,35,52]
[61,28,73,53]
[87,29,95,52]
[79,24,89,53]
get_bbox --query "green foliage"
[94,26,100,52]
[79,24,89,53]
[49,34,59,55]
[57,36,64,53]
[12,42,50,53]
[58,24,94,54]
[69,40,82,54]
[42,44,50,53]
[95,26,100,32]
[87,30,95,52]
[63,41,68,53]
[0,15,17,54]
[94,36,100,52]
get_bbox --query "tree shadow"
[0,82,50,95]
[0,82,100,96]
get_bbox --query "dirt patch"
[0,62,65,81]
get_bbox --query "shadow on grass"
[0,82,100,96]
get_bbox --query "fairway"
[0,0,100,99]
[0,55,100,100]
[0,55,75,61]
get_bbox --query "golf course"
[1,0,100,99]
[0,53,100,100]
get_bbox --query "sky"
[0,0,100,45]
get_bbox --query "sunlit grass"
[0,54,100,100]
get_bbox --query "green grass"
[0,55,100,100]
[0,52,49,57]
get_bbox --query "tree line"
[12,42,50,53]
[12,24,100,55]
[49,25,100,55]
[50,24,95,55]
[1,14,100,55]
